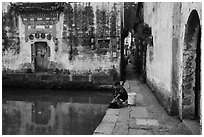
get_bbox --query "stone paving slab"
[130,86,141,93]
[112,122,129,135]
[94,77,194,135]
[131,106,149,118]
[129,118,136,128]
[151,129,170,135]
[183,119,201,135]
[106,109,120,115]
[129,129,154,135]
[130,81,141,93]
[102,114,118,123]
[135,93,145,106]
[94,122,115,135]
[118,109,130,122]
[136,119,159,126]
[135,125,160,130]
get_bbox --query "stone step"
[135,118,159,126]
[131,106,149,118]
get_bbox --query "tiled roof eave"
[11,2,65,13]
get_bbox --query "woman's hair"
[114,81,120,86]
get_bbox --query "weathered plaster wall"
[2,16,30,71]
[144,2,202,116]
[177,2,202,96]
[171,2,182,116]
[55,51,120,75]
[145,3,173,93]
[2,4,121,80]
[52,12,121,76]
[177,2,202,119]
[144,3,174,113]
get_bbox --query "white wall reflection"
[3,100,108,135]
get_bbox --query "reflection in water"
[2,89,112,135]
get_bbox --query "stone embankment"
[93,80,199,135]
[2,73,114,90]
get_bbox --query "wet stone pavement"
[93,64,193,135]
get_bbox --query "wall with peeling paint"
[2,3,121,81]
[177,2,202,96]
[143,2,202,116]
[144,3,173,110]
[178,2,202,119]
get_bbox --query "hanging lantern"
[53,38,58,51]
[55,45,58,52]
[16,44,20,54]
[29,34,34,40]
[47,34,52,40]
[35,33,40,39]
[53,37,56,42]
[54,38,58,45]
[41,33,45,39]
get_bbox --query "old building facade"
[13,3,65,72]
[2,2,122,83]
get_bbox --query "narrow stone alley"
[94,64,196,135]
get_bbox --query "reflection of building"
[2,99,108,135]
[29,101,56,134]
[2,101,57,134]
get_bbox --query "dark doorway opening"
[195,25,201,120]
[34,42,49,72]
[182,10,201,120]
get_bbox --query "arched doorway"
[182,10,201,120]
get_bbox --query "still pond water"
[2,88,113,135]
